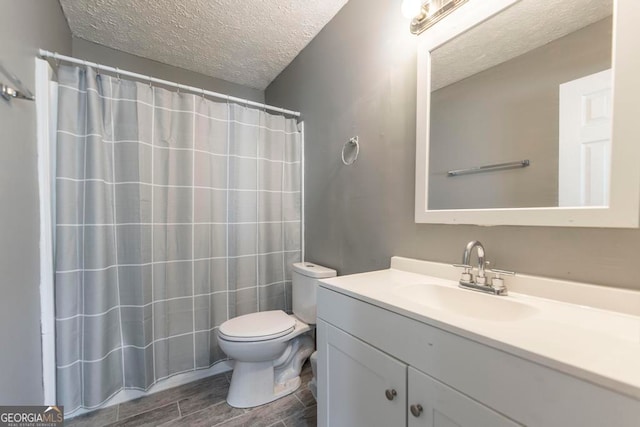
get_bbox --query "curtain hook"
[176,83,180,94]
[53,52,60,68]
[115,67,121,82]
[148,75,152,88]
[201,88,206,99]
[82,60,90,78]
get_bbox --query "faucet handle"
[487,268,515,295]
[488,268,515,277]
[453,264,473,283]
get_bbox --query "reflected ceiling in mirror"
[427,0,613,210]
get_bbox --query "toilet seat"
[219,310,296,342]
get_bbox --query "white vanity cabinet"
[317,284,640,427]
[318,318,518,427]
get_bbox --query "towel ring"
[341,136,360,165]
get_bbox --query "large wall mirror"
[414,0,640,227]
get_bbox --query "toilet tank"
[292,262,336,324]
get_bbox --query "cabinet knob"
[385,389,397,401]
[410,404,423,417]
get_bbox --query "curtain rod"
[38,49,301,118]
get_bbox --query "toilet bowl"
[217,262,336,408]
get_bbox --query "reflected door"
[559,69,612,206]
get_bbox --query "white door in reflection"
[559,68,612,207]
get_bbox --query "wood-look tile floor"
[65,361,316,427]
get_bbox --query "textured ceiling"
[431,0,613,91]
[59,0,348,90]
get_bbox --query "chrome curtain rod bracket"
[0,62,34,102]
[447,160,530,177]
[1,83,35,101]
[38,49,301,118]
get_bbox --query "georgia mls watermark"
[0,406,63,427]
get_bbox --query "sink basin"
[393,283,539,321]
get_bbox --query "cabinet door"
[408,367,520,427]
[318,320,407,427]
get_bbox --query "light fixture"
[402,0,469,35]
[401,0,423,19]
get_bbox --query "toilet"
[218,262,336,408]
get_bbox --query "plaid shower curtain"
[53,65,302,413]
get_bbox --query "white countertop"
[318,257,640,400]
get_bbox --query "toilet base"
[226,361,302,408]
[226,334,314,408]
[227,369,302,409]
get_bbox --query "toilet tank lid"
[292,262,336,279]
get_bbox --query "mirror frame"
[415,0,640,227]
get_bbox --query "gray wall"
[72,38,265,103]
[0,0,71,404]
[429,18,612,210]
[266,0,640,291]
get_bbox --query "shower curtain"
[53,65,302,413]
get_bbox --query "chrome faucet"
[462,240,487,285]
[454,240,514,295]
